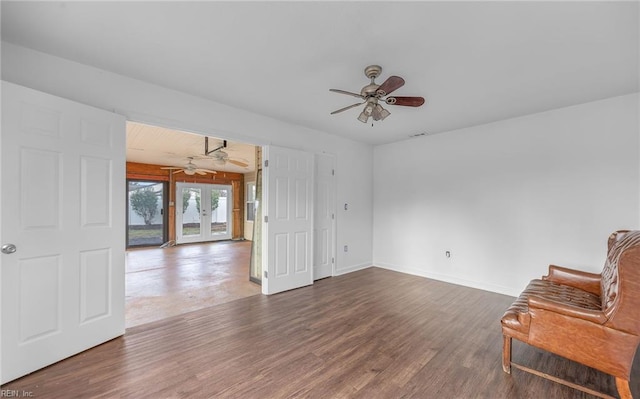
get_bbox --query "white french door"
[262,145,314,295]
[1,82,126,383]
[175,183,232,244]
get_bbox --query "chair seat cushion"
[501,279,601,335]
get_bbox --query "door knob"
[1,244,17,254]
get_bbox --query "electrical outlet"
[445,251,451,258]
[344,245,348,252]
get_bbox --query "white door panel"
[262,146,313,295]
[1,82,125,383]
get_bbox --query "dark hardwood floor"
[3,267,637,398]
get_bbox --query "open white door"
[262,145,313,295]
[1,82,126,383]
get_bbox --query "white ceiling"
[1,1,638,146]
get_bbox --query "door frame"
[122,116,337,288]
[314,153,337,280]
[175,182,233,244]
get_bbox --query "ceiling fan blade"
[195,171,207,175]
[172,169,185,174]
[329,89,365,99]
[228,159,249,168]
[330,102,364,115]
[196,169,218,174]
[386,96,425,107]
[376,76,405,96]
[160,166,183,170]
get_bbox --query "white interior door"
[262,145,313,295]
[175,183,232,244]
[314,153,336,280]
[1,82,126,384]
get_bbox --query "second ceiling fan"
[160,157,217,176]
[330,65,425,123]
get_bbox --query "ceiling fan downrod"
[205,137,227,156]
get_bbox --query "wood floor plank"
[2,267,637,398]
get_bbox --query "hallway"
[126,240,260,328]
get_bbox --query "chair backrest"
[602,230,640,335]
[607,230,630,252]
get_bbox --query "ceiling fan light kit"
[330,65,425,124]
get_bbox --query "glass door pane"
[181,187,202,238]
[127,180,166,247]
[210,188,229,237]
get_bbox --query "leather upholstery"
[502,279,601,334]
[501,230,640,381]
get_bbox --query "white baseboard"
[334,262,372,276]
[374,262,519,297]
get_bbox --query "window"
[127,180,167,248]
[246,181,256,222]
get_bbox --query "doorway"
[125,122,261,328]
[175,183,232,244]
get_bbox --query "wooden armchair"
[501,230,640,398]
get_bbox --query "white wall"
[2,43,373,274]
[373,93,639,297]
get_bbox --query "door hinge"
[332,257,335,264]
[264,270,268,279]
[264,159,269,167]
[332,213,335,220]
[332,169,335,176]
[264,215,268,223]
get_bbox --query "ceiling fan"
[160,157,218,176]
[204,138,249,168]
[330,65,425,123]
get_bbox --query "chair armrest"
[528,295,607,324]
[542,265,601,296]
